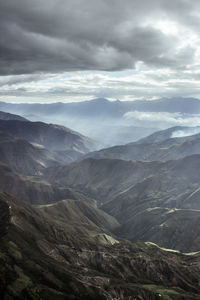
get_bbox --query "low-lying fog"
[2,98,200,147]
[24,111,200,147]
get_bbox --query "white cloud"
[2,67,200,103]
[123,111,200,128]
[171,128,200,138]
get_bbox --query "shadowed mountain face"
[0,112,28,142]
[1,190,200,300]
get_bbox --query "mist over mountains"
[1,97,200,147]
[1,106,200,299]
[83,126,200,162]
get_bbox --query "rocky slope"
[0,190,200,299]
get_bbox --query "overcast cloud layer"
[1,0,200,102]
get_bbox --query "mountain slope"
[1,190,200,299]
[102,155,200,216]
[37,199,119,237]
[99,155,200,251]
[0,110,28,121]
[135,126,200,144]
[115,207,200,252]
[0,162,90,205]
[0,139,59,176]
[0,120,96,161]
[46,158,164,204]
[46,155,200,251]
[46,154,200,209]
[84,126,200,162]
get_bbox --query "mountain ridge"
[0,111,28,122]
[83,126,200,162]
[1,97,200,115]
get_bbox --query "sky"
[1,0,200,103]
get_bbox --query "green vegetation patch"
[8,241,22,260]
[0,250,7,261]
[7,265,32,296]
[141,284,182,299]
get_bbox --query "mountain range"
[1,109,200,299]
[1,97,200,146]
[1,97,200,117]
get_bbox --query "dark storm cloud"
[0,0,198,75]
